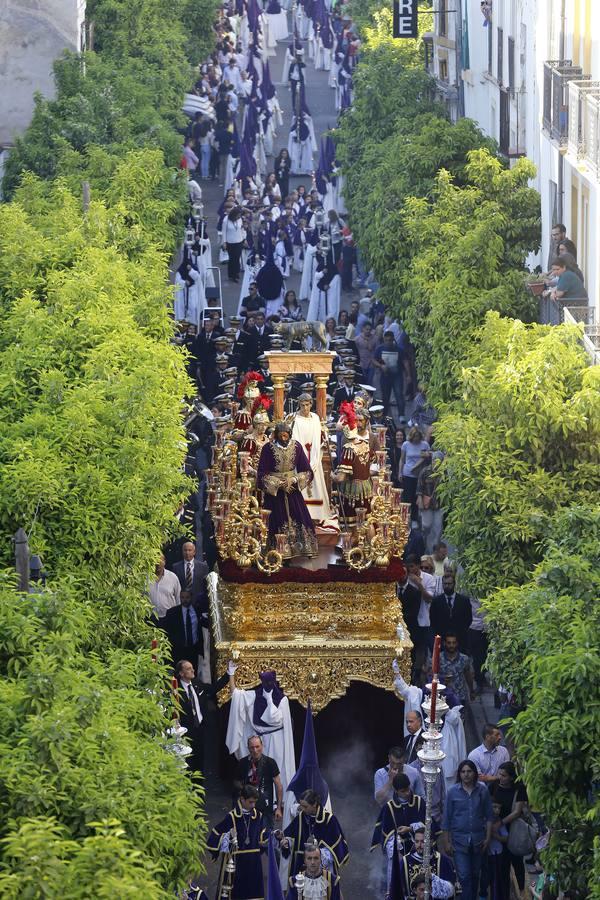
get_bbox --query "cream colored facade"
[428,0,599,326]
[0,0,86,146]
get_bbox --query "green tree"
[482,507,600,894]
[0,578,206,895]
[398,151,540,401]
[0,179,192,647]
[435,313,600,597]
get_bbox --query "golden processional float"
[206,349,413,713]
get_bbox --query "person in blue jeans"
[441,759,493,900]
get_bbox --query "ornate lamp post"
[417,635,448,900]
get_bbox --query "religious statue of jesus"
[291,393,338,533]
[257,422,318,558]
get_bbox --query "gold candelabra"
[341,434,411,571]
[207,432,283,574]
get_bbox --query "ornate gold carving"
[265,351,335,377]
[210,575,413,712]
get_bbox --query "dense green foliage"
[0,0,214,892]
[436,313,600,596]
[0,578,203,897]
[0,173,191,646]
[0,174,206,893]
[336,13,540,405]
[339,8,598,892]
[483,508,600,894]
[2,0,218,205]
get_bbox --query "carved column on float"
[271,374,286,421]
[265,351,336,424]
[314,374,329,423]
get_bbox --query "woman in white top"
[222,207,246,282]
[399,426,431,520]
[279,289,303,321]
[263,173,282,203]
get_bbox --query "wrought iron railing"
[542,60,590,147]
[567,80,600,178]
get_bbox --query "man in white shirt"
[405,553,436,674]
[467,724,510,785]
[223,58,242,92]
[432,541,449,576]
[374,746,425,804]
[149,554,181,620]
[182,138,199,174]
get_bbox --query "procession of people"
[151,1,547,897]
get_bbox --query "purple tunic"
[257,440,315,534]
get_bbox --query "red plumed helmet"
[339,400,357,430]
[251,394,272,417]
[237,370,265,400]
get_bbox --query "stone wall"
[0,0,85,145]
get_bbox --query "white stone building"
[0,0,86,163]
[427,0,599,338]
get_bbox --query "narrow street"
[198,34,499,897]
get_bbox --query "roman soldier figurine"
[332,402,375,526]
[233,371,265,441]
[240,396,272,477]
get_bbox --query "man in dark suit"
[172,541,208,605]
[175,658,233,772]
[253,311,273,355]
[429,572,473,651]
[191,317,225,384]
[397,574,421,643]
[231,314,260,373]
[333,372,356,411]
[163,590,205,669]
[403,710,423,764]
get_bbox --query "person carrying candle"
[399,827,456,898]
[207,784,268,899]
[371,773,432,889]
[285,836,342,899]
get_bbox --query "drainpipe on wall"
[557,0,566,221]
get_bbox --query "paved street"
[197,34,361,323]
[197,33,500,896]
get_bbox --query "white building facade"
[0,0,86,146]
[428,0,599,328]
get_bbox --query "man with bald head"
[172,541,208,605]
[170,541,209,672]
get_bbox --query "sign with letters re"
[393,0,418,38]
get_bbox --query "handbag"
[507,793,539,856]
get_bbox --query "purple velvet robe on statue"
[257,440,315,535]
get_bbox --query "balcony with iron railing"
[542,60,592,147]
[567,80,600,180]
[538,295,599,364]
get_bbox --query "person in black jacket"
[172,541,208,604]
[397,575,421,643]
[333,372,356,411]
[175,658,234,772]
[163,590,206,669]
[429,572,473,651]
